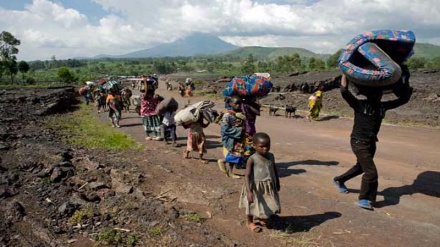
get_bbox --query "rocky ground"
[0,87,236,246]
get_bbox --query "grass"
[184,212,204,223]
[69,205,95,224]
[96,228,137,246]
[268,225,318,247]
[148,226,163,237]
[46,104,143,150]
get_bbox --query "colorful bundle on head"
[223,75,273,97]
[338,29,416,87]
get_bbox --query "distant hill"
[220,46,325,60]
[90,33,440,61]
[413,43,440,59]
[98,33,239,59]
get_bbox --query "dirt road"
[98,85,440,247]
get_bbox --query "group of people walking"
[82,71,413,233]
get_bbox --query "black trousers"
[335,138,378,202]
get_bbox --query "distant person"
[121,87,132,113]
[333,74,412,210]
[178,82,185,97]
[94,90,106,113]
[239,132,281,233]
[106,88,123,128]
[306,86,324,121]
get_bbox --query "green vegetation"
[184,212,204,223]
[148,226,163,237]
[45,104,143,150]
[69,205,94,224]
[2,27,440,86]
[96,228,137,246]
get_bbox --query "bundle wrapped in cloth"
[156,97,179,115]
[338,29,415,88]
[223,75,273,97]
[174,100,218,126]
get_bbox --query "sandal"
[145,137,152,140]
[247,222,262,233]
[200,159,209,164]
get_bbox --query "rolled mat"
[338,30,415,87]
[223,76,273,97]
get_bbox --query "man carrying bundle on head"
[334,29,415,210]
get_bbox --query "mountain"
[106,33,239,59]
[413,43,440,60]
[90,32,440,60]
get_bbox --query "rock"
[5,201,25,222]
[110,169,134,194]
[58,202,78,216]
[81,192,101,203]
[50,167,63,183]
[88,182,108,190]
[0,187,12,199]
[0,143,10,150]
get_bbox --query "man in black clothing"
[333,74,413,210]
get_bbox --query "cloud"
[0,0,439,60]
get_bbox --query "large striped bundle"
[338,30,415,87]
[222,76,273,97]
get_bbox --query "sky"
[1,0,440,61]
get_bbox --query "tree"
[0,31,21,83]
[308,57,326,70]
[4,60,18,83]
[18,60,30,80]
[57,66,76,83]
[241,54,256,74]
[327,49,342,68]
[406,57,426,69]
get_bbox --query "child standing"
[140,88,164,140]
[239,132,281,233]
[182,112,210,164]
[160,104,180,147]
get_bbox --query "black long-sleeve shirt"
[340,85,411,142]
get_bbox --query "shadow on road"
[120,123,142,127]
[317,115,340,121]
[270,212,342,232]
[375,171,440,208]
[277,160,339,177]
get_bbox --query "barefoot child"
[160,104,180,147]
[239,132,281,233]
[182,112,210,164]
